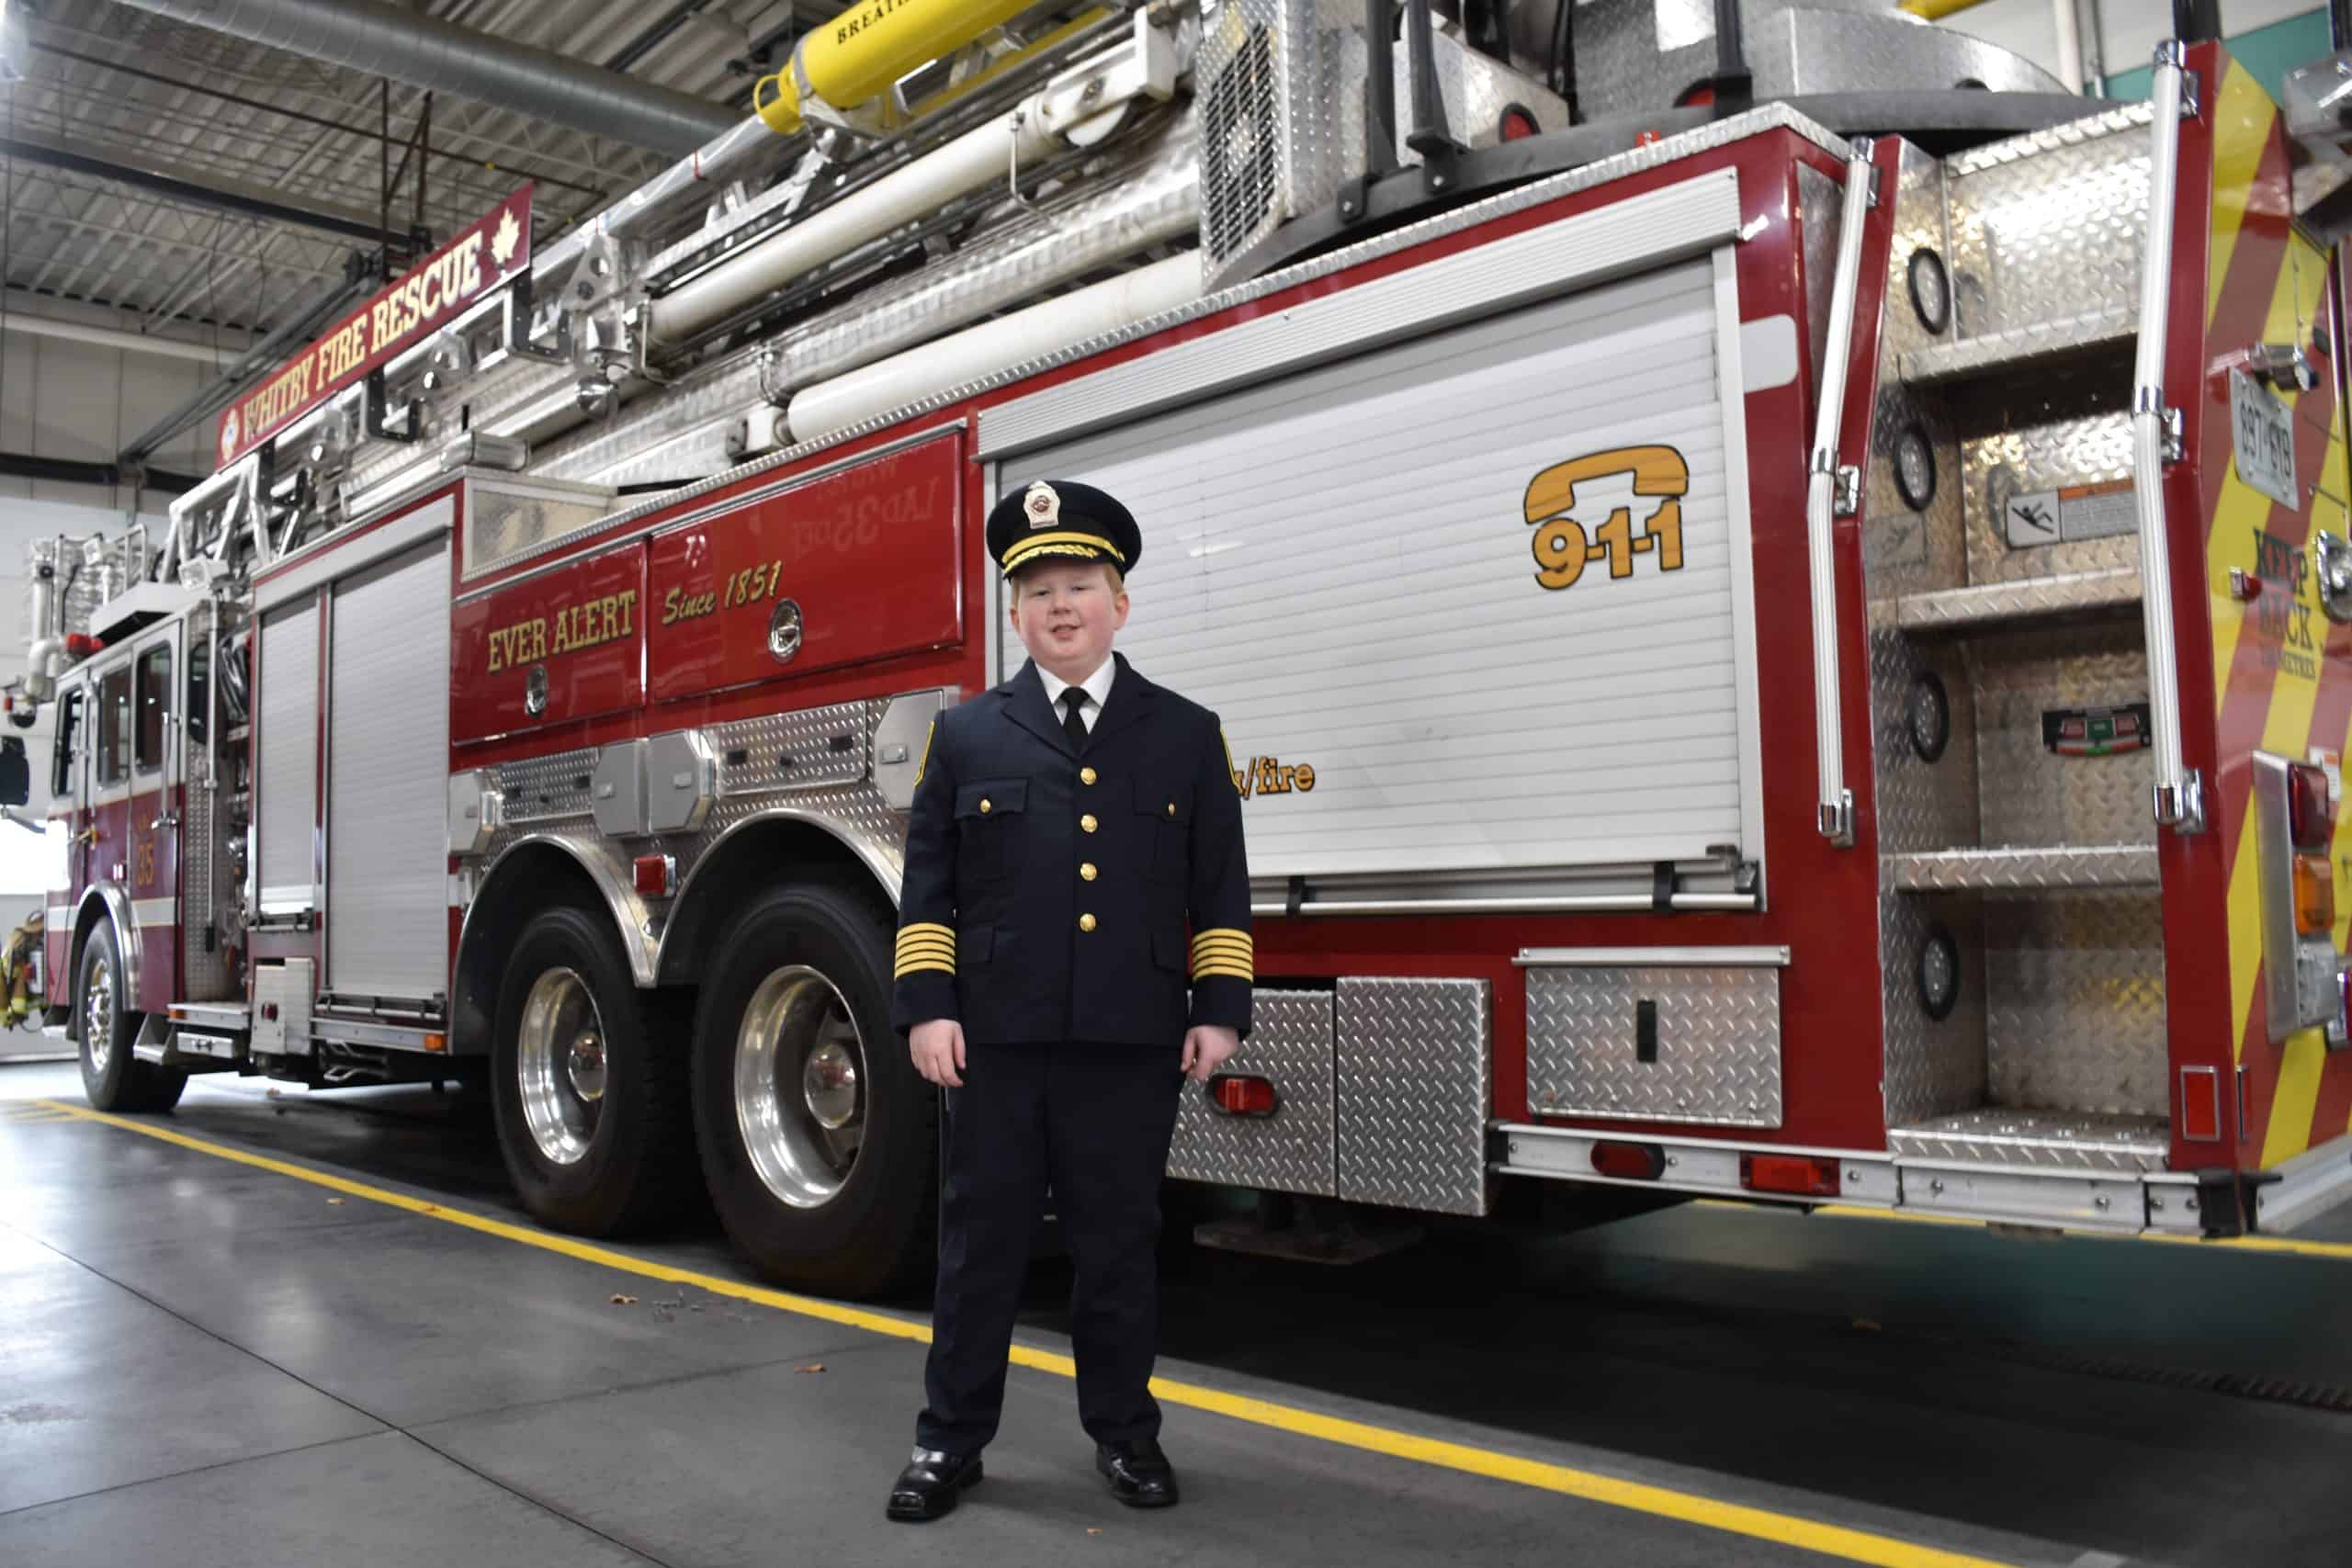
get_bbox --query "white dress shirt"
[1037,657,1116,734]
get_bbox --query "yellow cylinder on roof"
[756,0,1046,135]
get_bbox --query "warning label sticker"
[2003,479,2137,549]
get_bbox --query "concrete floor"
[4,1058,2350,1568]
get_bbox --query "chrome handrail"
[2132,41,2205,833]
[1808,136,1875,846]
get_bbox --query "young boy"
[887,479,1252,1521]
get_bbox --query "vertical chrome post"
[2132,41,2205,833]
[1809,137,1875,846]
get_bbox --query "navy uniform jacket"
[892,653,1253,1046]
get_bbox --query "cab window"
[95,667,130,787]
[135,645,171,773]
[50,687,80,800]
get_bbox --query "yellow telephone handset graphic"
[1521,445,1690,592]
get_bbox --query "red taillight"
[632,853,673,897]
[1498,104,1539,141]
[1741,1153,1841,1197]
[63,633,102,657]
[1589,1141,1666,1181]
[2289,762,2335,851]
[1677,84,1717,108]
[1207,1074,1277,1116]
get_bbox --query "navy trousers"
[917,1040,1184,1454]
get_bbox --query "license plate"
[2231,368,2300,508]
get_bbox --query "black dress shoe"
[1095,1438,1179,1507]
[887,1448,983,1522]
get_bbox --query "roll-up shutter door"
[1000,256,1758,881]
[327,538,452,999]
[256,600,319,913]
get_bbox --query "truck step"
[1897,304,2135,389]
[1885,843,2158,893]
[1889,1108,2169,1175]
[1895,567,2141,633]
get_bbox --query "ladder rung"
[1886,843,2158,893]
[1898,304,2137,387]
[1895,567,2141,632]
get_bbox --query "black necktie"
[1060,687,1089,750]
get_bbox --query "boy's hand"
[1180,1025,1240,1083]
[910,1019,967,1088]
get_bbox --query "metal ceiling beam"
[0,310,230,365]
[0,129,395,243]
[110,0,741,157]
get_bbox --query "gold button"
[1079,912,1097,932]
[1080,767,1098,785]
[979,798,992,815]
[1166,802,1176,818]
[1080,863,1098,881]
[1080,814,1098,833]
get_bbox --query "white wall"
[1928,0,2324,87]
[0,295,251,510]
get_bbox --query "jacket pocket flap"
[956,778,1028,818]
[1134,779,1193,821]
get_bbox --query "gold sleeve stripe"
[1191,934,1253,953]
[1191,927,1251,946]
[913,720,935,786]
[895,941,956,962]
[899,922,955,941]
[1192,963,1254,983]
[895,956,955,977]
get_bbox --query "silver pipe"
[2132,43,2202,833]
[1245,893,1762,917]
[110,0,737,157]
[1806,137,1874,848]
[534,118,787,286]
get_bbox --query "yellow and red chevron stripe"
[2196,51,2352,1170]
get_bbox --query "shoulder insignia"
[914,719,935,786]
[1221,727,1242,796]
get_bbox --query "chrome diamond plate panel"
[1167,989,1335,1195]
[1887,845,2158,892]
[1945,101,2154,177]
[1895,568,2141,631]
[1943,107,2150,339]
[710,702,870,797]
[1880,889,1987,1128]
[1984,894,2167,1118]
[182,776,233,1001]
[1526,964,1781,1128]
[1962,409,2139,587]
[491,748,598,826]
[1971,620,2154,850]
[1889,1107,2168,1174]
[1898,304,2136,387]
[1335,976,1488,1215]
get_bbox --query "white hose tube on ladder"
[1806,137,1877,846]
[785,253,1202,442]
[2131,42,2202,832]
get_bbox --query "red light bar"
[1207,1075,1277,1116]
[2289,762,2335,851]
[1589,1141,1666,1181]
[632,854,673,898]
[1740,1153,1841,1198]
[63,633,102,657]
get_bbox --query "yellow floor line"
[38,1099,2025,1568]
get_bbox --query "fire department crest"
[220,408,240,463]
[1023,481,1060,529]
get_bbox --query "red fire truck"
[18,4,2352,1296]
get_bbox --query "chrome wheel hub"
[83,953,113,1077]
[735,964,865,1209]
[516,967,603,1166]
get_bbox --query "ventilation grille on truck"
[1200,15,1282,281]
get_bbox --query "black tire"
[491,904,693,1235]
[693,881,933,1299]
[75,921,186,1113]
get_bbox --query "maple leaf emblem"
[490,208,520,269]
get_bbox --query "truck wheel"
[76,921,185,1113]
[492,905,692,1235]
[693,883,933,1299]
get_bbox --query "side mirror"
[0,736,30,807]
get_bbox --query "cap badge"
[1023,481,1061,530]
